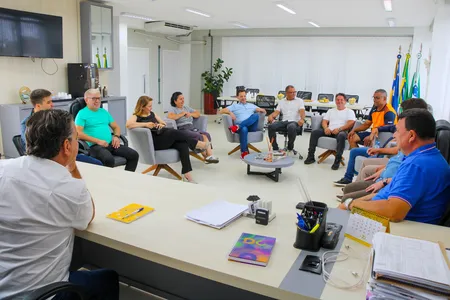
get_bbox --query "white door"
[162,50,182,112]
[127,47,150,118]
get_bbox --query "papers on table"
[368,232,450,299]
[185,200,248,229]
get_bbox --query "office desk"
[75,163,450,300]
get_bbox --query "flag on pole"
[399,45,411,111]
[389,47,402,113]
[409,44,422,99]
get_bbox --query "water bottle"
[374,137,381,149]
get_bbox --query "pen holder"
[293,201,328,252]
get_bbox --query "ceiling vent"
[144,21,193,36]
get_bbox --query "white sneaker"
[205,156,219,164]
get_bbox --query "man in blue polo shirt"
[220,89,266,159]
[339,108,450,224]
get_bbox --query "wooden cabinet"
[80,2,113,69]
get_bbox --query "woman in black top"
[126,96,209,183]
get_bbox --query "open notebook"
[372,232,450,295]
[185,200,248,229]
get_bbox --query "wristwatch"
[113,134,120,138]
[382,178,389,187]
[344,198,354,211]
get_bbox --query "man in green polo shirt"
[75,89,139,171]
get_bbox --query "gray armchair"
[222,113,265,155]
[128,127,182,180]
[164,115,208,162]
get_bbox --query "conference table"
[74,162,450,300]
[217,96,367,111]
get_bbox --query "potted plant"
[201,58,233,114]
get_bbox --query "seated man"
[75,89,139,171]
[304,93,356,170]
[339,109,450,224]
[220,89,266,159]
[0,110,119,299]
[20,88,102,165]
[348,89,397,149]
[267,85,306,154]
[334,97,428,186]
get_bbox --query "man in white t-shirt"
[267,85,306,152]
[0,110,119,299]
[305,93,356,170]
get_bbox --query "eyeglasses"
[372,96,382,100]
[88,97,102,101]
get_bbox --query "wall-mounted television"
[0,8,63,58]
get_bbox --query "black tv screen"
[0,8,63,58]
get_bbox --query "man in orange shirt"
[348,89,397,149]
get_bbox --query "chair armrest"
[78,140,90,151]
[164,118,177,129]
[311,115,324,131]
[193,115,208,132]
[119,135,128,147]
[25,282,85,300]
[257,112,265,131]
[222,114,234,142]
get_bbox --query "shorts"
[356,131,371,143]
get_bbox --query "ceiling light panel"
[276,4,296,15]
[185,8,211,18]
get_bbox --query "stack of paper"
[185,200,248,229]
[367,232,450,299]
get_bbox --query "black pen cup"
[293,201,328,252]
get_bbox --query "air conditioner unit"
[144,21,193,36]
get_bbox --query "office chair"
[3,282,86,300]
[245,88,260,99]
[274,113,304,160]
[256,95,276,115]
[314,93,334,114]
[222,113,265,155]
[69,98,128,167]
[297,91,313,132]
[277,90,286,98]
[345,94,363,118]
[12,135,26,156]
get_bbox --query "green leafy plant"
[201,58,233,95]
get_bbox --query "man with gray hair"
[75,89,139,171]
[0,110,119,299]
[347,89,397,149]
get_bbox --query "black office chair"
[274,113,304,160]
[297,91,312,101]
[236,85,245,94]
[3,282,86,300]
[256,95,276,116]
[69,98,128,167]
[314,93,334,114]
[13,135,26,156]
[277,90,286,98]
[297,91,313,132]
[345,94,364,119]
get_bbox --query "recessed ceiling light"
[276,4,296,15]
[308,21,320,28]
[387,18,396,27]
[383,0,393,12]
[231,22,249,29]
[120,12,153,21]
[185,8,210,18]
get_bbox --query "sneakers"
[205,156,219,164]
[333,177,352,186]
[304,155,315,165]
[241,151,249,159]
[229,125,239,134]
[331,156,342,170]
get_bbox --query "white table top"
[217,96,366,110]
[76,162,450,300]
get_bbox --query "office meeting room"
[2,0,450,299]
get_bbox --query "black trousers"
[152,128,198,174]
[89,144,139,172]
[308,129,348,157]
[268,121,300,150]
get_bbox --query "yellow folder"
[107,203,154,224]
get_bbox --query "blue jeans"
[76,154,103,166]
[343,147,372,181]
[237,113,260,152]
[54,269,119,300]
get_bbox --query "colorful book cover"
[228,233,276,267]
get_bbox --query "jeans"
[343,147,372,181]
[268,121,300,150]
[76,154,103,166]
[237,113,259,152]
[89,144,139,171]
[53,269,119,300]
[307,129,348,157]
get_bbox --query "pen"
[121,207,144,219]
[310,223,320,234]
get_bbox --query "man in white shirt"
[0,110,119,299]
[305,93,356,170]
[267,85,306,152]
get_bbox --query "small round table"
[243,153,295,182]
